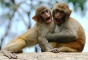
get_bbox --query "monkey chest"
[38,27,50,36]
[38,25,54,37]
[55,25,60,33]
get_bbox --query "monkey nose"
[45,13,49,16]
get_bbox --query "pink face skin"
[40,9,52,24]
[54,9,65,24]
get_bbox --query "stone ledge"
[0,52,88,60]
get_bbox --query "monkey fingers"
[2,50,17,59]
[50,48,60,53]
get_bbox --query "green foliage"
[68,0,86,11]
[1,1,10,7]
[54,0,86,14]
[55,0,59,3]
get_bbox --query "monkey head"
[32,6,52,24]
[52,2,72,25]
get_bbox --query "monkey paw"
[50,48,60,53]
[2,49,17,59]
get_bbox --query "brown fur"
[1,6,56,59]
[47,2,86,52]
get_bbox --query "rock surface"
[0,52,88,60]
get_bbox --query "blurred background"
[0,0,88,52]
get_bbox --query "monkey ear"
[32,15,38,22]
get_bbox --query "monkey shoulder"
[62,17,82,29]
[69,17,82,26]
[70,17,85,30]
[63,17,85,37]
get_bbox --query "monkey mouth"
[54,18,61,24]
[45,17,52,23]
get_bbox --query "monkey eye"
[46,10,48,13]
[54,9,64,14]
[60,10,64,14]
[41,11,45,15]
[54,9,59,13]
[40,10,49,15]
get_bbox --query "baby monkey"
[32,6,55,52]
[1,6,55,59]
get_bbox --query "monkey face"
[35,6,52,24]
[52,2,72,25]
[53,9,65,24]
[40,9,52,24]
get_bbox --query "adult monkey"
[46,2,86,52]
[1,6,55,59]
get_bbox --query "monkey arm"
[1,23,38,52]
[2,37,26,52]
[1,24,38,59]
[46,20,79,43]
[38,37,53,52]
[46,29,78,43]
[46,24,77,43]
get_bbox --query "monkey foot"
[49,48,60,53]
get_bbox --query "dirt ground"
[0,52,88,60]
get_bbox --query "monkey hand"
[50,48,60,53]
[1,49,17,59]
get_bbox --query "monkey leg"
[1,38,26,59]
[58,47,77,52]
[38,37,53,52]
[3,38,26,52]
[50,47,77,53]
